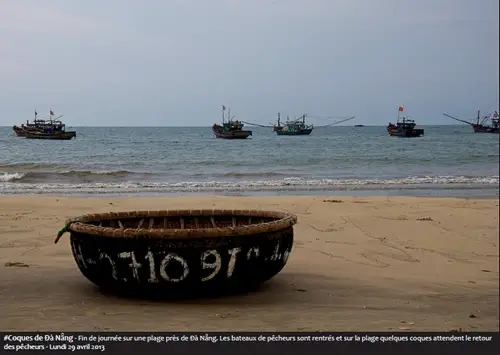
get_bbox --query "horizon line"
[0,124,471,128]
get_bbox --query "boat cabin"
[395,117,416,128]
[222,121,244,132]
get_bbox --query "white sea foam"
[57,170,128,175]
[0,175,498,194]
[0,172,26,182]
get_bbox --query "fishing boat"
[273,113,313,136]
[212,106,252,139]
[387,106,424,137]
[443,110,499,134]
[13,110,76,138]
[241,113,355,135]
[15,110,77,140]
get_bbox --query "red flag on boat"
[493,111,498,118]
[398,106,404,112]
[50,110,54,116]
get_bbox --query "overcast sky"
[0,0,498,126]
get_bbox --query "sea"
[0,125,498,197]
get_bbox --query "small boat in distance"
[241,113,355,135]
[354,124,365,127]
[13,110,76,140]
[273,113,313,136]
[387,106,424,137]
[212,106,252,139]
[443,110,499,134]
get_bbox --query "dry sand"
[0,195,498,332]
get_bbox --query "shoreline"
[3,193,497,200]
[0,188,498,199]
[0,194,498,204]
[1,195,498,331]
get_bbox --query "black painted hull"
[275,129,312,136]
[24,131,76,140]
[387,127,424,137]
[212,129,252,139]
[69,230,293,298]
[472,125,500,134]
[63,211,296,299]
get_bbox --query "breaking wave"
[1,175,498,194]
[0,170,152,183]
[220,171,290,178]
[0,172,26,182]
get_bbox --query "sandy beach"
[0,195,498,332]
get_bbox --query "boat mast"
[476,110,480,125]
[277,112,280,127]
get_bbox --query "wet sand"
[0,195,498,331]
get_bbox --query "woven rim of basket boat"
[65,209,297,239]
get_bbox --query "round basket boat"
[55,209,297,298]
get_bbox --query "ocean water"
[0,125,498,197]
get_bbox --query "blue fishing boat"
[387,106,424,137]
